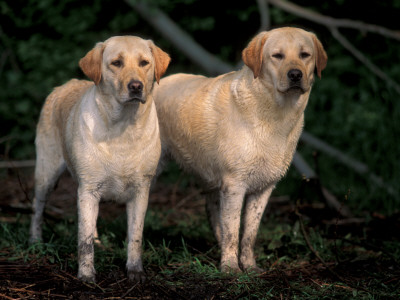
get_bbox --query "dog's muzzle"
[286,69,305,93]
[127,80,145,103]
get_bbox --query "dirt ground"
[0,169,399,299]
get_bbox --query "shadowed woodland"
[0,0,399,298]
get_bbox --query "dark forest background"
[1,0,399,215]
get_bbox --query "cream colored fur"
[153,27,327,272]
[29,36,170,283]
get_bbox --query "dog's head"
[242,27,327,96]
[79,36,170,105]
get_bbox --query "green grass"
[1,203,399,299]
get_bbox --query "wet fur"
[30,36,170,283]
[153,27,327,272]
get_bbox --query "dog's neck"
[94,87,152,126]
[231,66,310,132]
[80,86,152,140]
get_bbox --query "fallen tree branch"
[301,131,396,196]
[0,160,35,168]
[257,0,271,32]
[268,0,400,94]
[267,0,400,40]
[126,0,232,75]
[292,152,316,179]
[329,27,400,94]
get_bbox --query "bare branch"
[268,0,400,94]
[0,160,35,169]
[292,152,316,179]
[268,0,400,40]
[257,0,271,32]
[125,0,232,75]
[329,27,400,94]
[301,131,396,196]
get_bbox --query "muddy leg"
[240,185,274,272]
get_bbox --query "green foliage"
[0,1,399,213]
[0,0,140,159]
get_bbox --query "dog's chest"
[76,132,160,202]
[223,126,299,191]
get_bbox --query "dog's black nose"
[287,69,302,82]
[128,80,143,93]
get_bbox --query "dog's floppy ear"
[79,42,105,85]
[312,35,328,79]
[148,40,171,84]
[242,32,268,79]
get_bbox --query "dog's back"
[36,79,93,142]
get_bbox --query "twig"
[121,280,140,298]
[15,167,32,204]
[0,293,16,300]
[321,187,352,218]
[0,204,64,220]
[175,190,201,209]
[267,0,400,40]
[294,152,353,218]
[121,273,156,298]
[340,237,400,268]
[301,131,396,196]
[330,27,400,94]
[295,203,346,282]
[0,25,22,73]
[294,204,393,297]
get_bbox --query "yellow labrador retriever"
[153,27,327,272]
[29,36,170,282]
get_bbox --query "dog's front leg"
[77,187,100,283]
[219,181,246,273]
[240,185,274,272]
[126,181,150,283]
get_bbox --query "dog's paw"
[78,266,96,283]
[128,270,146,283]
[29,229,43,245]
[28,236,42,245]
[242,265,265,274]
[220,263,242,274]
[78,273,96,283]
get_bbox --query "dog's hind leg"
[205,190,222,246]
[239,185,274,273]
[29,136,66,243]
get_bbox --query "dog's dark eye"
[111,60,122,67]
[272,53,284,60]
[300,52,310,59]
[139,60,149,67]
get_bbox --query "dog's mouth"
[287,85,306,93]
[125,97,146,104]
[279,84,308,95]
[121,94,146,104]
